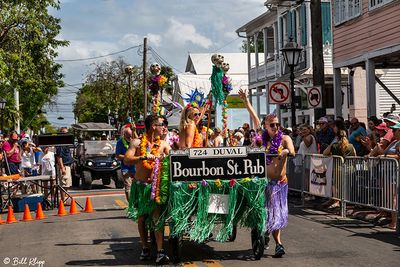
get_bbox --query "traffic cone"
[21,204,34,222]
[6,206,17,224]
[83,197,94,213]
[35,203,47,220]
[69,198,80,215]
[57,200,68,216]
[0,214,4,224]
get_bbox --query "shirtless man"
[239,89,295,257]
[124,115,171,264]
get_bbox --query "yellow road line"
[114,199,127,208]
[203,259,223,267]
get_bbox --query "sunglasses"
[193,113,201,117]
[153,123,164,127]
[269,123,280,128]
[350,122,358,126]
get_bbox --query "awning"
[71,122,116,131]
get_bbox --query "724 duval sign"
[170,147,266,181]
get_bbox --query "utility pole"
[310,0,326,119]
[143,37,147,119]
[14,87,20,133]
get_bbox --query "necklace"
[263,130,283,165]
[140,134,161,170]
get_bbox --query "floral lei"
[263,130,283,165]
[140,134,161,170]
[192,127,202,148]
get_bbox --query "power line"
[214,37,240,52]
[55,44,142,62]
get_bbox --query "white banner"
[309,156,333,197]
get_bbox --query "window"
[334,0,362,25]
[369,0,393,10]
[321,2,332,44]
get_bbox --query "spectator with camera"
[2,131,22,175]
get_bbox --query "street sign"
[170,148,266,181]
[307,86,322,108]
[268,81,291,104]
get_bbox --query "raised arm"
[238,88,261,129]
[198,102,210,125]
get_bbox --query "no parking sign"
[307,86,322,108]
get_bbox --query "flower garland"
[149,74,167,95]
[263,130,283,165]
[150,157,160,201]
[192,127,202,148]
[148,74,168,115]
[152,94,160,114]
[251,132,263,147]
[221,74,232,139]
[140,134,161,170]
[221,100,228,139]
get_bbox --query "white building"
[174,53,254,129]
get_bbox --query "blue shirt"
[349,126,368,155]
[316,127,335,153]
[55,146,73,166]
[116,138,136,173]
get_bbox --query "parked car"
[71,123,124,190]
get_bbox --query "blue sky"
[47,0,266,127]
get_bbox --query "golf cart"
[71,122,124,190]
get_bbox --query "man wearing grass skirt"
[124,114,171,264]
[239,89,295,258]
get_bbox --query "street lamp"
[0,97,6,133]
[281,38,303,127]
[125,65,134,122]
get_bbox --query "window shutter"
[321,2,332,44]
[300,4,307,46]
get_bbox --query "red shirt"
[2,141,21,163]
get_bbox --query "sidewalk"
[288,193,397,231]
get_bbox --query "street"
[0,183,399,267]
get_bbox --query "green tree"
[74,58,144,124]
[240,34,264,53]
[0,0,68,132]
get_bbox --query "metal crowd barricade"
[287,154,304,193]
[287,154,345,217]
[343,157,399,215]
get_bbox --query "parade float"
[128,58,267,263]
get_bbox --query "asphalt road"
[0,184,399,267]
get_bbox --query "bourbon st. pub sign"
[170,147,266,181]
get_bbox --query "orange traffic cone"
[57,200,68,216]
[21,204,34,222]
[69,198,80,215]
[6,206,17,224]
[35,203,47,220]
[0,213,4,224]
[83,197,94,213]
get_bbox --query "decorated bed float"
[128,146,268,262]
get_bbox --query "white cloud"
[165,18,212,49]
[119,33,142,47]
[147,33,162,47]
[58,40,118,60]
